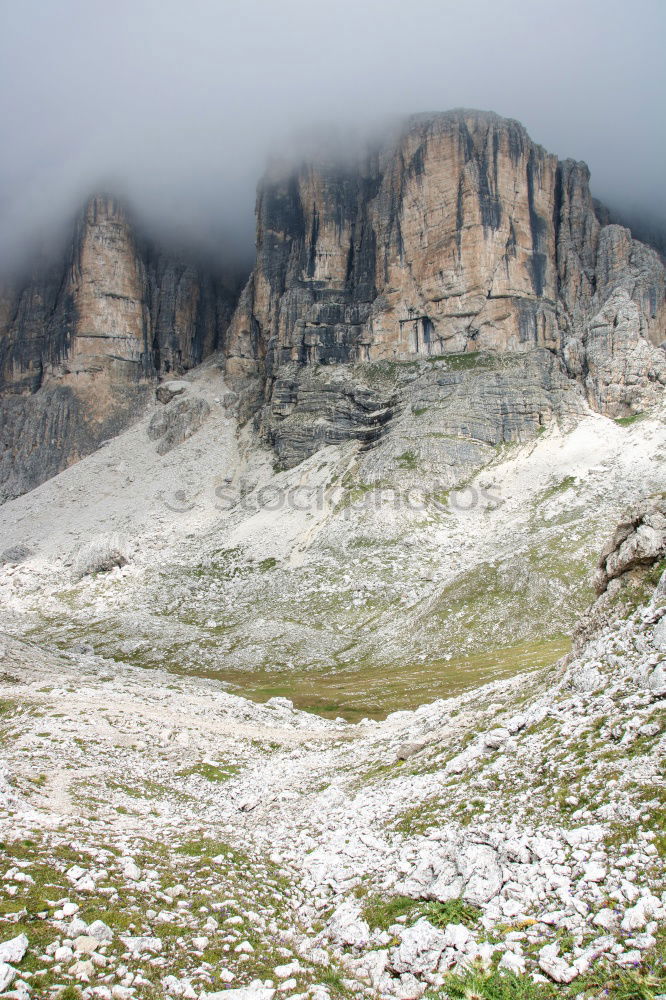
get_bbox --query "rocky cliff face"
[0,195,239,500]
[227,109,666,465]
[3,112,665,498]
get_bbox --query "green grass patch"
[361,894,419,929]
[432,968,557,999]
[334,481,385,512]
[540,475,576,501]
[422,898,482,928]
[396,450,418,470]
[615,412,646,427]
[177,761,240,783]
[318,968,346,991]
[362,894,481,931]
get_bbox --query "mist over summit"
[1,0,665,272]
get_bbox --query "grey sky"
[1,0,664,272]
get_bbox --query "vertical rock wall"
[0,195,239,500]
[227,109,666,440]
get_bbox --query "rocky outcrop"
[265,363,399,468]
[227,109,665,465]
[0,195,239,500]
[147,390,211,456]
[266,348,585,474]
[573,497,666,650]
[594,497,666,595]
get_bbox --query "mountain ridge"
[1,109,665,498]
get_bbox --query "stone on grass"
[0,934,28,965]
[274,962,299,978]
[74,934,99,954]
[0,962,16,992]
[390,919,448,975]
[326,900,371,949]
[442,924,470,951]
[88,919,113,942]
[538,943,579,984]
[121,935,162,955]
[593,908,616,931]
[499,950,526,974]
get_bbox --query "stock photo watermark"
[163,481,502,515]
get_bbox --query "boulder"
[72,533,130,580]
[400,839,504,905]
[0,545,32,565]
[120,935,162,955]
[595,499,666,596]
[389,919,448,975]
[156,380,190,404]
[0,963,16,993]
[0,935,28,965]
[147,395,211,455]
[326,900,371,949]
[88,920,113,943]
[538,943,579,984]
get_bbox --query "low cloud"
[1,0,664,274]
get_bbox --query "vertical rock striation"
[227,109,665,462]
[0,195,239,500]
[3,110,664,494]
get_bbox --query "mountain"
[0,107,665,685]
[2,111,665,499]
[0,109,665,999]
[0,194,241,501]
[227,109,665,465]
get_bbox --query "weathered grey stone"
[389,919,448,975]
[594,498,666,595]
[396,742,427,761]
[72,533,130,579]
[538,943,579,984]
[120,934,162,955]
[156,380,190,404]
[262,348,584,473]
[87,919,113,943]
[399,839,503,905]
[147,395,210,454]
[326,899,371,949]
[0,962,16,992]
[0,544,32,565]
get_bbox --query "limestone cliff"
[0,195,239,500]
[227,109,666,464]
